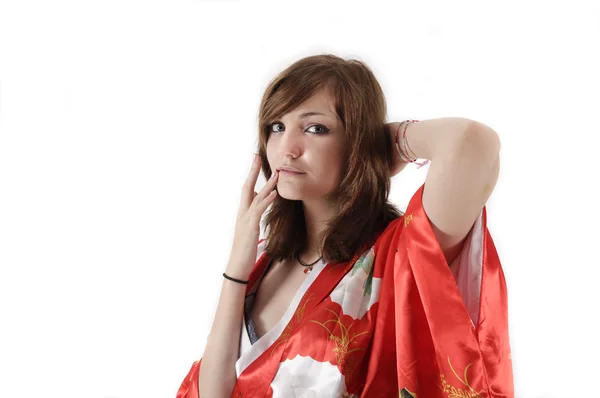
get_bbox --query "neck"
[300,197,335,262]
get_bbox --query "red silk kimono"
[176,183,514,397]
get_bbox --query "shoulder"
[374,215,407,251]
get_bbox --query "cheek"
[318,153,343,181]
[327,148,344,170]
[331,154,346,184]
[265,144,275,170]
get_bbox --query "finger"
[255,188,278,215]
[240,154,262,208]
[253,170,278,206]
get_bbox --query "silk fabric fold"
[176,183,513,397]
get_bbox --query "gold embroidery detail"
[328,262,350,273]
[404,213,413,227]
[309,308,370,381]
[269,293,316,358]
[270,323,293,359]
[438,356,483,398]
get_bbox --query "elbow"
[462,120,501,157]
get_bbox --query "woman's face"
[266,90,345,203]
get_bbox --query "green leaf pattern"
[350,247,375,297]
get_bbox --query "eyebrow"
[270,111,338,124]
[298,111,330,119]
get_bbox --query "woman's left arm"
[387,117,501,266]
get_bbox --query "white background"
[1,1,598,397]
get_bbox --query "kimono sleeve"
[176,359,200,398]
[393,182,513,397]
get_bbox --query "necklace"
[295,250,323,275]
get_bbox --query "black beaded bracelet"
[223,272,249,284]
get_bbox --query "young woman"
[176,54,513,397]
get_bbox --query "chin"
[277,187,328,202]
[276,188,304,201]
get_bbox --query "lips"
[279,170,305,175]
[277,167,305,174]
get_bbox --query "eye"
[269,122,329,135]
[306,124,329,134]
[271,122,284,133]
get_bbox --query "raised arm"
[388,117,501,266]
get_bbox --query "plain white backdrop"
[0,1,598,397]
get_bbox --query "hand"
[385,122,410,177]
[225,154,279,280]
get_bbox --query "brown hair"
[257,54,403,265]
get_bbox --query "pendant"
[303,265,312,274]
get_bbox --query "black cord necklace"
[295,250,323,275]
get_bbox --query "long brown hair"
[257,54,403,265]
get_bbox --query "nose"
[279,126,303,158]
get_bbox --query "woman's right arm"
[198,154,279,397]
[197,263,249,397]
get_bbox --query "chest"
[248,259,307,340]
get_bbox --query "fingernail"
[253,154,258,164]
[270,171,277,180]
